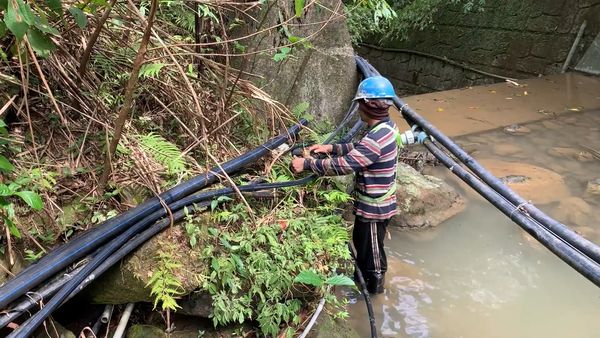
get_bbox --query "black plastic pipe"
[423,140,600,286]
[358,55,600,266]
[349,244,377,338]
[0,204,210,329]
[0,121,307,310]
[0,202,210,329]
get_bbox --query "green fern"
[136,133,186,175]
[139,63,166,79]
[147,248,184,312]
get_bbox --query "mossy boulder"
[127,324,165,338]
[127,323,251,338]
[85,215,211,306]
[391,163,465,229]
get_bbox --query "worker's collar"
[368,117,391,128]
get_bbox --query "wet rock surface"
[314,312,360,338]
[500,175,529,184]
[493,144,522,156]
[547,147,595,162]
[551,197,593,227]
[503,124,532,135]
[391,163,465,229]
[477,159,570,204]
[585,178,600,198]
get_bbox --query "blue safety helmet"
[353,76,395,101]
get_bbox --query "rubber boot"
[367,272,385,294]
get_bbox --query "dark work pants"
[353,217,388,284]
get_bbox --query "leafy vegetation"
[147,243,184,328]
[0,0,380,336]
[346,0,485,43]
[0,120,46,244]
[174,179,355,337]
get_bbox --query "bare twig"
[79,0,119,77]
[16,43,39,164]
[0,95,17,119]
[98,0,159,192]
[25,37,73,140]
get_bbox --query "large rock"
[391,163,465,229]
[233,0,357,122]
[85,222,209,306]
[128,325,165,338]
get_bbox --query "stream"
[348,109,600,338]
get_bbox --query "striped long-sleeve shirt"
[304,119,400,220]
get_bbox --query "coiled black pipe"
[0,121,307,310]
[423,140,600,286]
[358,56,600,265]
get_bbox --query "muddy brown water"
[347,76,600,337]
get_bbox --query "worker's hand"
[416,131,429,144]
[291,157,306,174]
[307,144,333,154]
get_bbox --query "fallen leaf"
[489,90,497,94]
[277,220,288,231]
[437,107,444,112]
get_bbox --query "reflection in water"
[381,275,432,337]
[348,110,600,338]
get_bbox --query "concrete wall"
[359,0,600,95]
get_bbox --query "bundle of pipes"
[355,56,600,286]
[0,73,372,336]
[0,121,308,336]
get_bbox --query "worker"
[290,76,427,294]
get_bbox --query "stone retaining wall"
[359,0,600,94]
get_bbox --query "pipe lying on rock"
[0,203,208,330]
[4,57,373,337]
[0,120,307,310]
